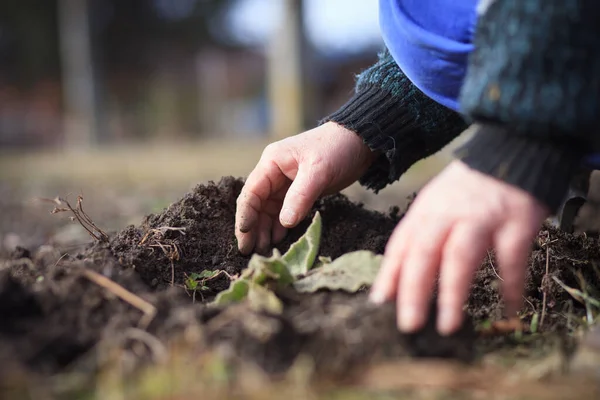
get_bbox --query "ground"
[1,141,600,399]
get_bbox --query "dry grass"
[0,132,471,216]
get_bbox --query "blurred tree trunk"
[267,0,312,139]
[58,0,103,148]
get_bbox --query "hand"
[369,160,549,335]
[235,122,375,255]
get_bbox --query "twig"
[75,196,108,240]
[43,195,109,242]
[53,252,70,268]
[121,328,168,364]
[487,251,503,282]
[138,226,186,246]
[553,276,600,308]
[540,244,550,328]
[81,269,156,329]
[523,296,536,313]
[171,259,175,287]
[489,250,537,315]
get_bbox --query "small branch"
[138,226,186,245]
[540,245,550,328]
[81,269,156,329]
[487,251,503,282]
[553,276,600,308]
[43,195,108,242]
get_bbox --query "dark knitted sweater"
[323,0,600,213]
[456,0,600,212]
[321,48,468,192]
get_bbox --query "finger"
[256,213,273,255]
[494,222,535,319]
[236,163,279,233]
[236,225,257,255]
[369,220,410,304]
[437,223,492,335]
[260,196,288,250]
[397,214,452,332]
[237,193,286,255]
[272,220,288,245]
[280,159,330,228]
[236,160,289,254]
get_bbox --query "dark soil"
[0,177,598,391]
[110,176,400,296]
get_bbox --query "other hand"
[369,160,549,335]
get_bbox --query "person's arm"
[456,0,600,212]
[321,47,468,193]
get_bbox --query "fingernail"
[368,290,385,305]
[399,305,419,332]
[437,310,458,336]
[280,207,298,227]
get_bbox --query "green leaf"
[189,270,219,281]
[210,211,323,312]
[293,250,383,293]
[244,249,295,286]
[212,279,250,306]
[282,211,322,277]
[247,282,284,314]
[210,251,294,309]
[198,270,219,279]
[185,276,198,290]
[210,279,283,314]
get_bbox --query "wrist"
[325,121,378,171]
[454,123,584,213]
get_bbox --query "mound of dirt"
[0,177,598,390]
[110,176,401,297]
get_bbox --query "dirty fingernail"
[280,207,298,227]
[399,305,419,332]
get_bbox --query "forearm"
[456,0,600,212]
[321,47,468,192]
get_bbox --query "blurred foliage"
[0,0,235,87]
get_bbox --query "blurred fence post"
[58,0,102,149]
[267,0,307,140]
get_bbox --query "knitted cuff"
[455,124,585,212]
[322,84,468,192]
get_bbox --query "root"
[138,226,186,287]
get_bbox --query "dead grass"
[0,134,471,218]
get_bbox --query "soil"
[0,177,598,393]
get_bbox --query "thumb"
[279,161,330,228]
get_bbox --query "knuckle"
[262,143,280,159]
[307,154,325,168]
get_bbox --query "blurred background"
[0,0,463,252]
[0,0,384,148]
